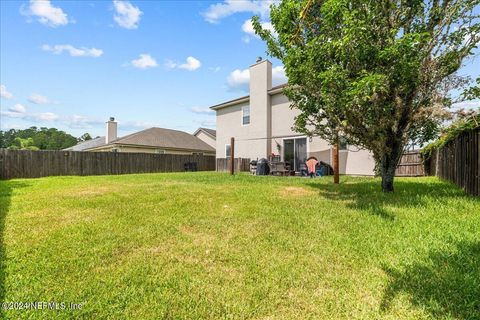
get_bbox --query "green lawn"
[0,172,478,319]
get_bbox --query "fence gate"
[395,151,425,177]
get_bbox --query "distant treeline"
[0,127,92,150]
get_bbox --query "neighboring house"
[65,118,215,155]
[210,59,375,175]
[193,128,216,148]
[64,136,106,151]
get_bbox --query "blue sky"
[0,0,478,138]
[0,0,285,137]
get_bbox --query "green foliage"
[253,0,480,191]
[78,133,92,142]
[8,137,39,151]
[463,77,480,100]
[420,112,480,159]
[0,127,78,150]
[1,173,479,318]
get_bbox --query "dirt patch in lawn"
[178,225,216,246]
[279,186,315,198]
[63,186,121,198]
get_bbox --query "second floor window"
[242,105,250,125]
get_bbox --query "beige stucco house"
[65,118,215,155]
[210,59,375,175]
[193,128,216,149]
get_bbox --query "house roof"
[64,136,106,151]
[107,127,214,152]
[210,83,287,111]
[193,127,216,138]
[66,127,215,152]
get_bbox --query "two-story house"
[210,59,375,175]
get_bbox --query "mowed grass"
[0,172,479,319]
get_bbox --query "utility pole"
[333,142,339,184]
[230,137,235,175]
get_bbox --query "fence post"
[230,137,235,175]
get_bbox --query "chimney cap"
[256,56,262,63]
[109,117,115,122]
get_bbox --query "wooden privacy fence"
[217,155,426,176]
[427,129,479,196]
[0,149,216,180]
[395,151,425,177]
[216,158,251,172]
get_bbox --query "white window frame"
[225,144,231,158]
[241,105,250,126]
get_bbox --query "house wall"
[216,101,267,159]
[213,60,376,175]
[195,131,216,149]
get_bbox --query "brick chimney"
[106,117,117,144]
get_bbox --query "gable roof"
[108,127,215,152]
[193,127,216,138]
[210,83,287,111]
[64,136,106,151]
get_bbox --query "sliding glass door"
[283,138,307,171]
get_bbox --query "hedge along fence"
[425,129,479,196]
[0,149,216,180]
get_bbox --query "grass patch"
[0,173,478,319]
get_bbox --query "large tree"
[253,0,479,192]
[0,127,78,150]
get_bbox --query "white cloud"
[0,109,160,131]
[0,110,59,122]
[272,66,287,84]
[66,114,103,129]
[1,84,13,99]
[226,65,287,91]
[227,68,250,91]
[130,54,158,69]
[452,100,480,110]
[113,0,142,29]
[166,56,202,71]
[0,123,23,130]
[22,0,70,27]
[0,109,103,129]
[241,19,275,42]
[191,107,214,115]
[202,0,275,23]
[8,104,26,113]
[28,93,51,104]
[37,112,59,121]
[210,66,221,72]
[179,57,201,71]
[42,44,103,57]
[200,120,216,128]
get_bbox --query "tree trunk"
[380,163,396,192]
[379,151,401,193]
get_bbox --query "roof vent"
[256,56,262,63]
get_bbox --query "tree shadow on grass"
[380,241,480,319]
[306,178,475,221]
[0,180,28,317]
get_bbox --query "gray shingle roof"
[64,136,106,151]
[197,127,216,138]
[111,127,215,152]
